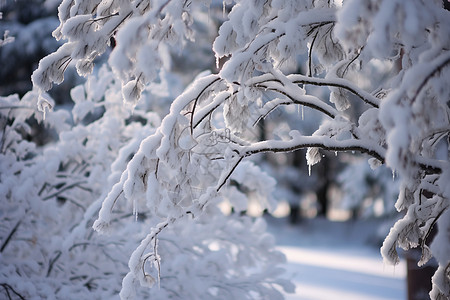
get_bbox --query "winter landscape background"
[270,217,407,299]
[1,0,449,299]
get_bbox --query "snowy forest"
[0,0,449,299]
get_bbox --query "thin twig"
[0,220,21,253]
[190,77,221,135]
[252,100,292,127]
[1,283,25,300]
[308,31,319,77]
[110,189,124,213]
[291,77,379,108]
[255,83,337,118]
[216,156,244,192]
[342,48,362,76]
[47,250,62,277]
[42,181,90,201]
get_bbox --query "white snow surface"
[266,217,406,300]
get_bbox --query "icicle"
[301,105,304,120]
[392,169,396,181]
[154,238,161,290]
[215,54,220,69]
[308,164,312,176]
[133,198,138,221]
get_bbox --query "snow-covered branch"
[236,135,386,164]
[14,0,449,299]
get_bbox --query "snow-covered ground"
[266,217,406,300]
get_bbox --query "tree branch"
[252,100,292,127]
[289,74,380,108]
[47,250,62,277]
[42,181,91,201]
[216,156,244,192]
[308,30,319,77]
[0,220,21,253]
[237,136,386,163]
[189,77,221,134]
[255,83,337,118]
[1,283,25,300]
[249,73,379,108]
[411,53,450,104]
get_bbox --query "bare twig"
[47,250,62,277]
[190,77,221,135]
[255,84,337,118]
[308,30,319,77]
[1,283,25,300]
[216,156,244,192]
[42,181,91,201]
[290,75,380,108]
[0,220,21,253]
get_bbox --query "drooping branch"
[235,135,386,163]
[248,73,380,108]
[254,81,338,118]
[290,74,380,108]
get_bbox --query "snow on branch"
[236,135,386,164]
[22,0,450,299]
